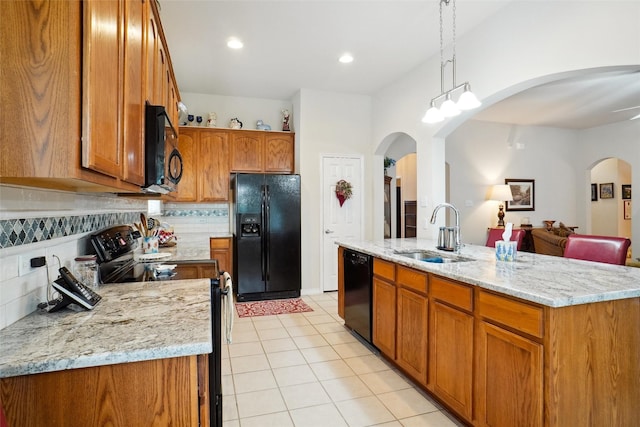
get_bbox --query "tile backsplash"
[0,213,138,249]
[0,185,230,330]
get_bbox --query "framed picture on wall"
[505,179,535,211]
[622,184,631,200]
[624,200,632,220]
[600,183,614,199]
[591,183,598,201]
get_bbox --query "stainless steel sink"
[394,250,473,263]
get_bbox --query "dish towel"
[222,272,234,344]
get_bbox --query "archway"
[376,132,417,239]
[590,158,632,239]
[436,67,639,247]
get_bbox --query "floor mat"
[235,297,313,317]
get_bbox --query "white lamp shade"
[440,96,460,117]
[457,89,481,110]
[490,184,514,202]
[422,105,444,123]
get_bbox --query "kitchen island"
[337,238,640,427]
[0,278,212,426]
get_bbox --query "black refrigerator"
[232,173,301,301]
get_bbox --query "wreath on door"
[335,179,353,207]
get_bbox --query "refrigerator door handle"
[264,185,271,281]
[261,185,267,281]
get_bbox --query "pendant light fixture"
[422,0,481,124]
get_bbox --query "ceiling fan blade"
[612,105,640,113]
[631,113,640,120]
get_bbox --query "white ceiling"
[159,1,640,130]
[472,70,640,129]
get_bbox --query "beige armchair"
[531,228,568,256]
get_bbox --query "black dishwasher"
[343,249,373,344]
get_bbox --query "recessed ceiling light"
[227,38,243,49]
[338,53,354,64]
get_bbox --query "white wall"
[180,92,293,132]
[581,120,638,246]
[446,121,579,245]
[0,186,147,329]
[297,89,373,295]
[371,1,640,247]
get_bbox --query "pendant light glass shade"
[440,94,460,117]
[422,101,444,124]
[457,84,482,110]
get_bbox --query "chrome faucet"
[430,203,462,253]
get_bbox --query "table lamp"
[490,184,514,227]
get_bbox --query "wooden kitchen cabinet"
[475,290,544,427]
[1,356,203,426]
[82,0,127,181]
[210,237,233,279]
[230,131,263,172]
[176,128,230,202]
[264,133,295,172]
[229,130,295,173]
[0,0,179,194]
[338,246,640,426]
[395,266,428,385]
[476,321,543,427]
[428,276,474,422]
[372,258,396,358]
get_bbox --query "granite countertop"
[0,279,212,379]
[338,238,640,308]
[135,232,231,262]
[134,244,211,262]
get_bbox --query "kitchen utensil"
[140,213,148,236]
[134,222,145,236]
[147,217,159,231]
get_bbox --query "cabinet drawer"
[430,275,473,312]
[478,291,544,338]
[210,237,231,249]
[373,258,395,282]
[397,266,428,294]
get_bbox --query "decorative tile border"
[0,213,139,249]
[163,208,228,217]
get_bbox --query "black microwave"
[143,104,183,194]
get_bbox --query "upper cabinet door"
[264,133,294,173]
[82,0,123,179]
[121,0,146,185]
[145,9,159,105]
[230,131,264,172]
[175,128,198,202]
[199,131,230,202]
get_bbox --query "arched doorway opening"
[377,133,417,239]
[590,158,632,239]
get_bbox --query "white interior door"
[321,155,363,292]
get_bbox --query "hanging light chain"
[452,0,456,61]
[423,0,480,124]
[439,0,444,67]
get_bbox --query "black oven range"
[88,224,224,427]
[89,224,218,284]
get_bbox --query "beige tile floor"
[221,292,465,427]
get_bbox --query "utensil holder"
[143,236,159,254]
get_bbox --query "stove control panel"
[90,225,140,263]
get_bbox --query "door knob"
[325,229,334,234]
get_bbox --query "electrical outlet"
[18,251,46,276]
